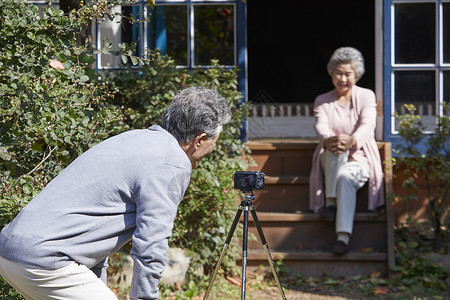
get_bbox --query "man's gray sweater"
[0,125,192,299]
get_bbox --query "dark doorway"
[247,0,375,103]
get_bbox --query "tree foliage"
[0,0,128,297]
[0,0,125,227]
[0,0,252,296]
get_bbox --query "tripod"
[203,190,286,300]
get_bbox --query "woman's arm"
[313,97,332,142]
[352,89,377,149]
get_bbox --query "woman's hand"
[325,134,356,154]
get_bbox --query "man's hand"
[324,134,355,154]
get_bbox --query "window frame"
[383,0,450,146]
[94,0,239,70]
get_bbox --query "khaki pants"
[0,256,118,300]
[321,150,369,235]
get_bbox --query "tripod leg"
[203,203,244,300]
[241,204,249,300]
[250,206,287,300]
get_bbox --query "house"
[30,0,449,144]
[28,0,449,277]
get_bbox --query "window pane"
[121,6,141,48]
[394,71,436,131]
[194,5,234,66]
[394,3,435,64]
[148,5,188,66]
[444,3,450,63]
[99,6,141,68]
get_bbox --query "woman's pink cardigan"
[308,85,385,212]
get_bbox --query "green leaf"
[0,148,12,161]
[102,39,112,49]
[118,43,126,51]
[121,55,128,65]
[324,278,340,285]
[31,142,43,151]
[147,0,155,9]
[82,116,90,127]
[79,53,96,64]
[407,241,418,248]
[22,184,33,195]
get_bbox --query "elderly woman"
[309,47,384,254]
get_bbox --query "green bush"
[391,241,449,293]
[0,0,125,224]
[394,104,450,251]
[0,0,126,297]
[1,0,252,297]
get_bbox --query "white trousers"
[321,150,369,235]
[0,256,118,300]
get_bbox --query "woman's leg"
[320,150,348,199]
[335,161,370,236]
[319,151,349,221]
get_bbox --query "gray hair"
[327,47,365,80]
[161,86,231,143]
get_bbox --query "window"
[26,0,246,135]
[95,0,236,69]
[385,0,450,139]
[194,5,234,66]
[148,5,188,65]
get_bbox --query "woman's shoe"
[332,240,349,254]
[318,205,336,221]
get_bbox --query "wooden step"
[251,175,370,212]
[248,249,387,261]
[246,142,316,178]
[264,175,309,184]
[245,211,387,222]
[245,212,388,251]
[251,175,310,212]
[244,249,389,277]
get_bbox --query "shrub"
[0,0,125,225]
[1,0,252,297]
[391,241,449,293]
[0,0,127,297]
[394,104,450,251]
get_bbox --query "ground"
[161,269,449,300]
[125,252,450,299]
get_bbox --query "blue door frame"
[236,0,248,141]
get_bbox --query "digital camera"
[233,171,265,190]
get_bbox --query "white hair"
[327,47,365,80]
[161,87,231,143]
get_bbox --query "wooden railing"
[248,102,447,139]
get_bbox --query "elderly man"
[0,86,231,299]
